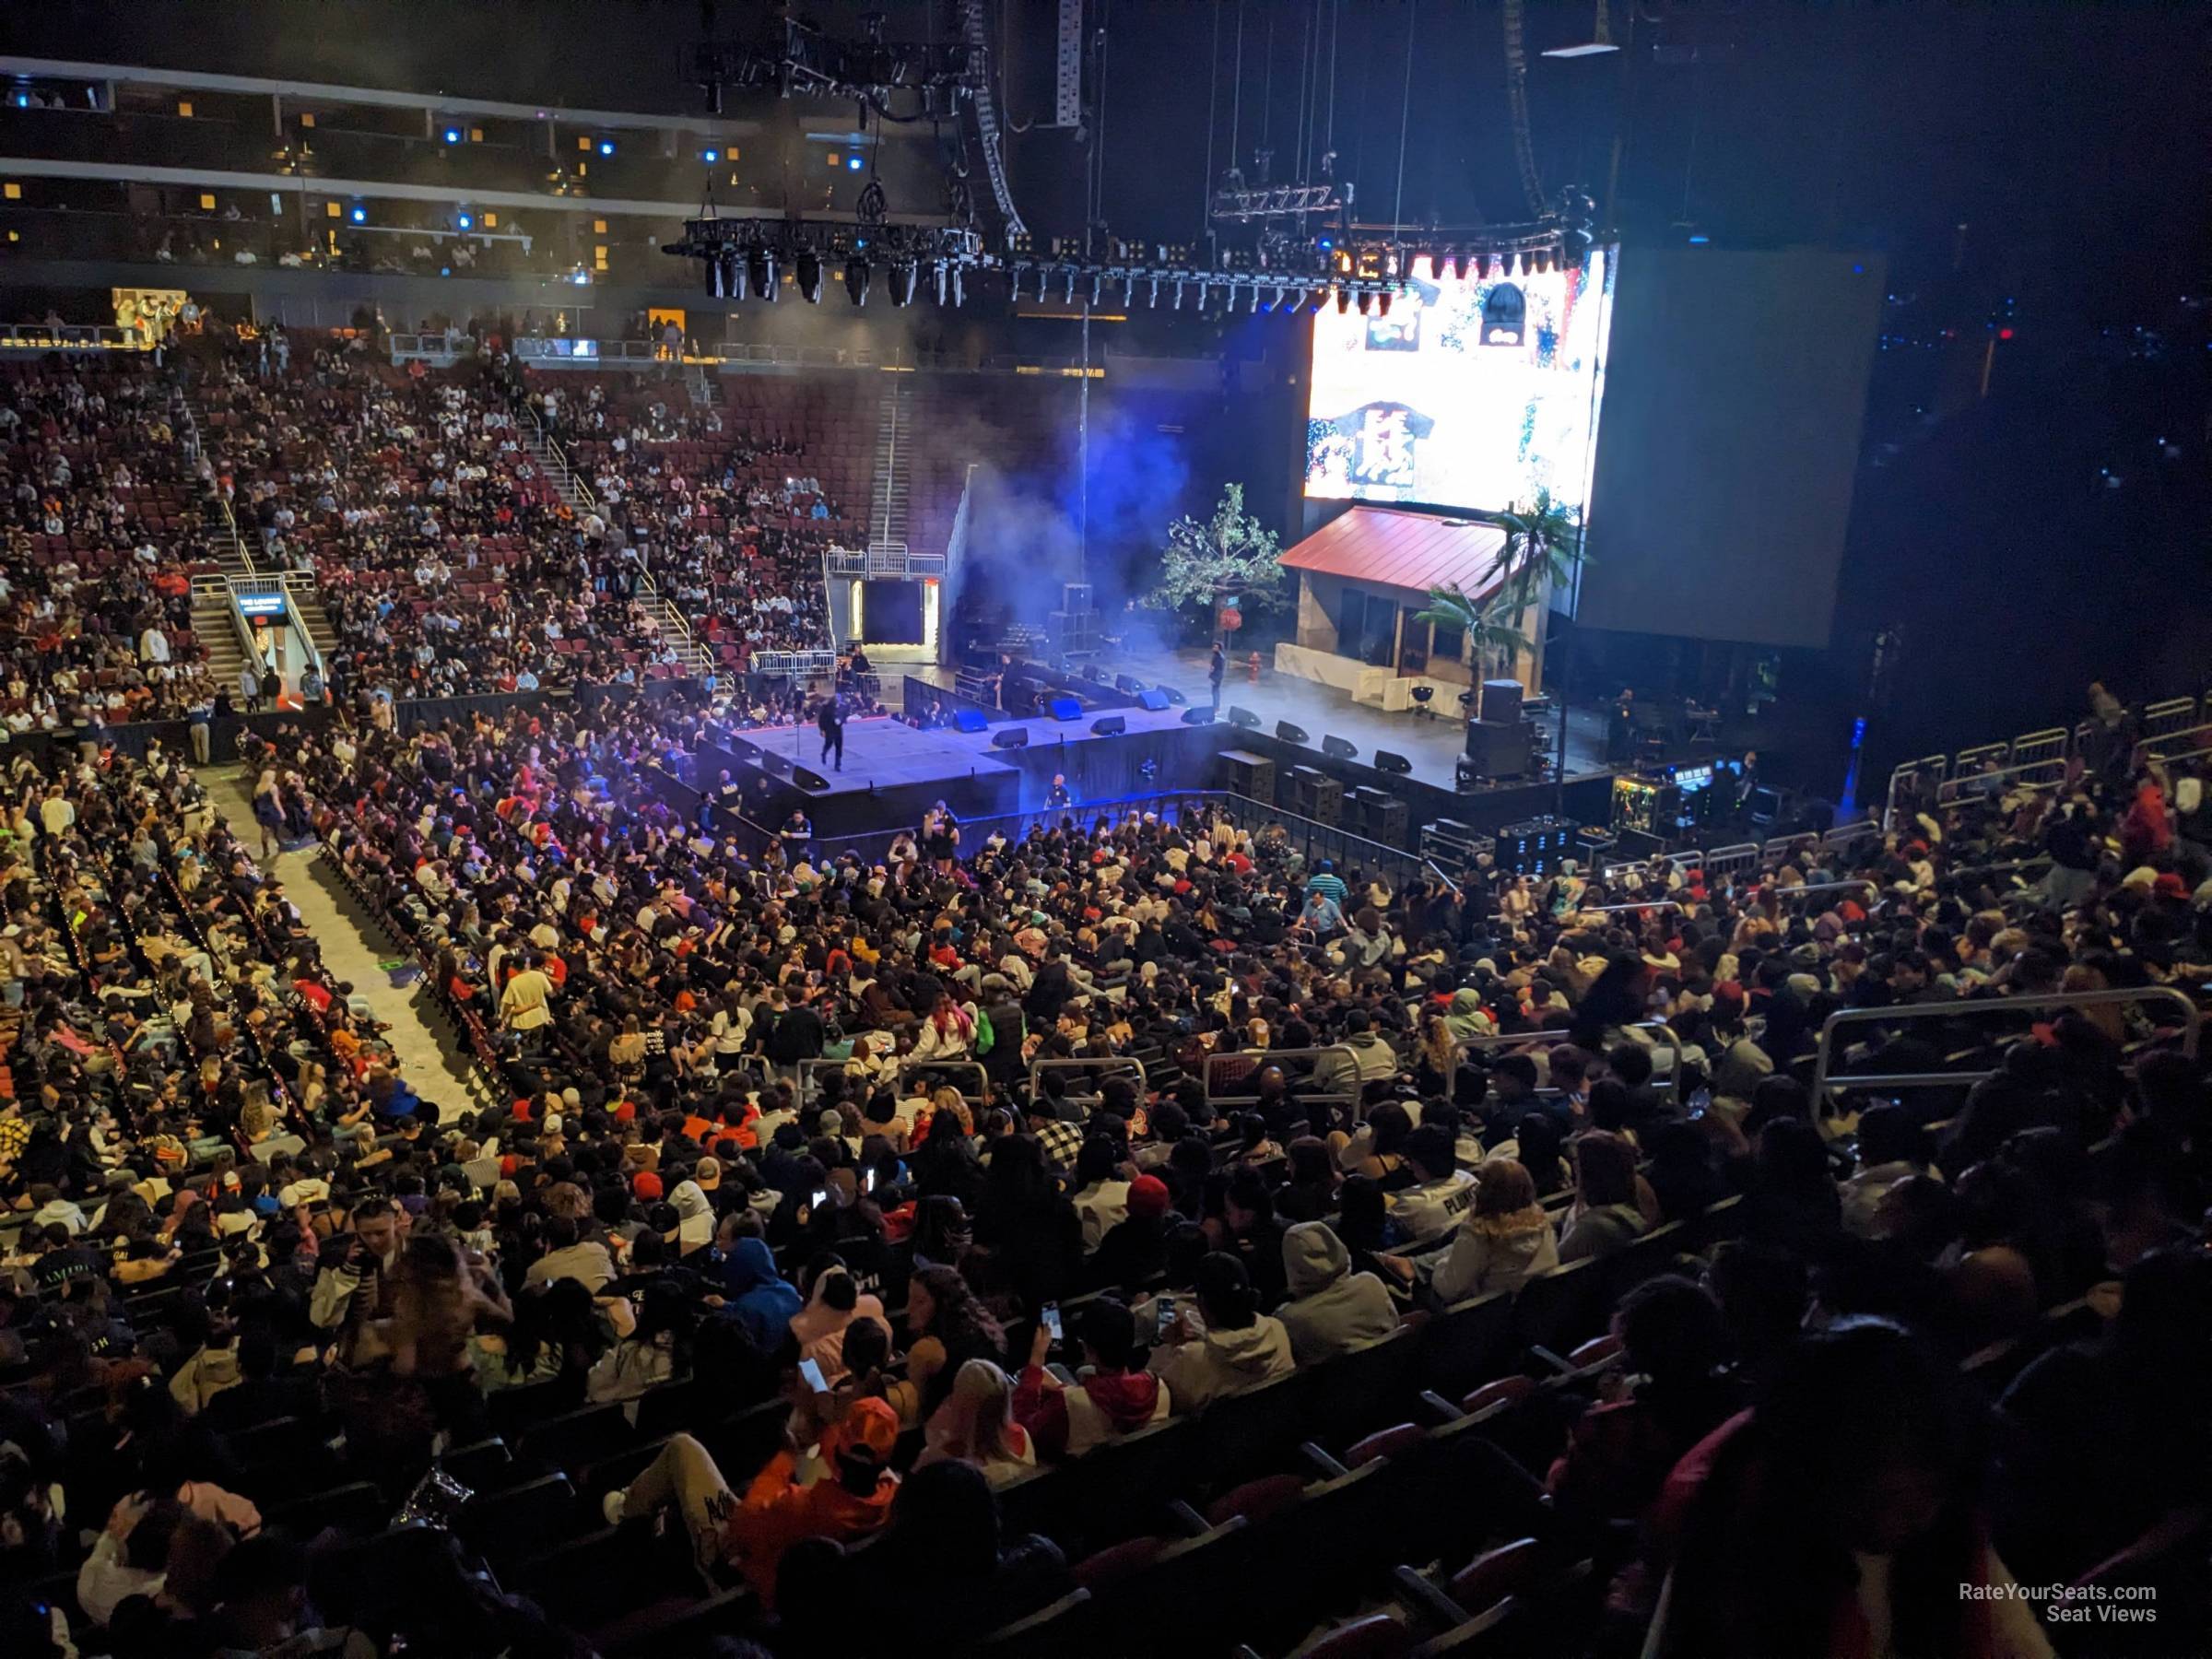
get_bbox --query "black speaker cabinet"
[1463,721,1529,778]
[1221,747,1276,805]
[1477,678,1524,725]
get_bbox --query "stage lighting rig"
[1208,180,1354,224]
[686,19,974,119]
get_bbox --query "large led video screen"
[1303,248,1617,520]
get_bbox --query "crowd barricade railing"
[1203,1043,1361,1115]
[2008,725,2071,771]
[1811,986,2203,1103]
[2139,697,2201,741]
[900,1059,991,1102]
[1934,754,2071,807]
[1027,1056,1147,1105]
[1455,1018,1688,1111]
[2134,722,2212,771]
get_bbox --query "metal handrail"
[1028,1056,1147,1104]
[1203,1043,1361,1109]
[1753,879,1879,902]
[1455,1018,1685,1110]
[1810,986,2204,1100]
[0,322,149,352]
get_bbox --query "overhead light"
[949,265,964,307]
[443,127,462,145]
[1378,291,1394,316]
[931,261,948,305]
[1061,267,1077,304]
[1335,288,1350,313]
[1687,232,1711,245]
[457,212,474,229]
[1088,271,1102,307]
[1173,278,1186,310]
[703,147,720,163]
[749,246,776,300]
[1452,252,1470,280]
[795,250,823,302]
[888,260,917,306]
[1543,0,1620,55]
[1356,291,1372,315]
[1147,276,1159,307]
[349,205,368,223]
[844,256,871,305]
[847,155,865,171]
[598,139,616,156]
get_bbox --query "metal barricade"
[2008,726,2071,771]
[2140,698,2200,741]
[1698,843,1763,883]
[1883,754,1950,830]
[1811,986,2202,1101]
[900,1059,991,1101]
[1027,1056,1148,1105]
[1203,1043,1361,1111]
[1458,1019,1686,1110]
[2135,723,2212,771]
[1757,879,1878,905]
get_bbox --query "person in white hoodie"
[1277,1222,1401,1366]
[1149,1253,1296,1412]
[1412,1159,1561,1305]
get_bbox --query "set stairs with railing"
[683,361,714,408]
[867,380,913,561]
[520,418,714,679]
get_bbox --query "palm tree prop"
[1414,488,1586,674]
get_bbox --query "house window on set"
[1430,618,1465,665]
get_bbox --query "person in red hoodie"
[1011,1297,1170,1460]
[604,1388,900,1605]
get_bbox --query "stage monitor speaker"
[1160,686,1188,706]
[1049,695,1083,721]
[1322,735,1359,760]
[1114,674,1144,695]
[1090,715,1126,735]
[1276,720,1311,744]
[1181,706,1217,725]
[1374,749,1413,775]
[1229,705,1262,730]
[1135,688,1172,712]
[1478,678,1524,725]
[760,750,792,777]
[953,709,989,734]
[991,727,1030,749]
[792,767,830,792]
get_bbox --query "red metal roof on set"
[1277,506,1510,599]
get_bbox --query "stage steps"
[180,392,257,579]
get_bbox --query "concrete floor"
[205,768,482,1124]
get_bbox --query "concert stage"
[680,707,1230,839]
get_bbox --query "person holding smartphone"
[1009,1297,1171,1460]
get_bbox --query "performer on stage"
[1606,687,1636,765]
[1209,646,1227,710]
[1047,772,1074,811]
[818,692,845,772]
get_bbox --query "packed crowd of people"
[0,680,2198,1653]
[0,363,220,728]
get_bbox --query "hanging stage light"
[1147,276,1160,307]
[1378,290,1394,317]
[888,260,917,306]
[1088,271,1103,307]
[707,253,727,298]
[749,246,776,301]
[1452,251,1471,280]
[1173,278,1187,310]
[1356,291,1372,314]
[1062,266,1077,304]
[844,256,871,305]
[1532,248,1551,274]
[795,249,823,302]
[931,260,948,305]
[949,264,964,307]
[727,253,747,300]
[1335,288,1351,313]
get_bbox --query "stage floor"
[715,703,1201,801]
[985,642,1617,797]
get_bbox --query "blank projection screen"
[1577,247,1885,649]
[861,580,924,644]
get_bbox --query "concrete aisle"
[203,767,483,1124]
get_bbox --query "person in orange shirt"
[603,1391,900,1605]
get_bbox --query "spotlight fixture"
[703,147,720,163]
[597,138,616,157]
[888,259,917,306]
[1532,248,1551,274]
[1087,271,1102,307]
[456,212,474,230]
[1061,266,1077,304]
[443,127,462,145]
[1480,251,1497,279]
[1356,291,1371,315]
[931,260,948,305]
[1335,288,1350,313]
[348,205,368,223]
[795,249,823,302]
[1147,276,1160,307]
[1173,278,1186,310]
[748,246,776,301]
[844,256,871,305]
[949,264,964,307]
[1378,290,1393,317]
[1453,252,1470,280]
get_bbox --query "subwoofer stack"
[1464,677,1537,782]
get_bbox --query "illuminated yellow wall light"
[2,183,18,201]
[593,218,606,233]
[176,100,193,117]
[324,201,340,218]
[577,135,592,151]
[481,211,497,228]
[299,112,315,128]
[199,194,216,210]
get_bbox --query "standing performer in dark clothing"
[818,692,845,772]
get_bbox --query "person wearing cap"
[603,1389,900,1601]
[1086,1171,1172,1293]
